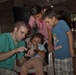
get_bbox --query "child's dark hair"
[30,33,45,44]
[42,8,57,19]
[30,5,42,15]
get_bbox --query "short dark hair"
[30,33,45,44]
[42,8,56,19]
[30,5,42,15]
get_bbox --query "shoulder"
[57,20,68,27]
[38,44,45,50]
[38,44,44,47]
[59,20,67,24]
[0,33,10,39]
[0,33,11,46]
[29,16,35,20]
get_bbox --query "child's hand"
[25,53,30,57]
[33,44,38,50]
[28,49,34,55]
[47,25,52,29]
[70,49,75,57]
[48,44,54,52]
[27,49,34,57]
[28,42,32,48]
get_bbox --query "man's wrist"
[13,49,18,54]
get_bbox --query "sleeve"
[28,16,35,28]
[60,20,71,33]
[0,35,7,52]
[18,41,27,59]
[39,44,47,52]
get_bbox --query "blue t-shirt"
[0,33,27,70]
[52,20,71,59]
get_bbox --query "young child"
[21,33,46,75]
[28,4,48,39]
[43,8,75,75]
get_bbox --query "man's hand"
[16,46,28,53]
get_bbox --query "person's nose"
[35,42,39,45]
[36,17,40,20]
[22,34,25,38]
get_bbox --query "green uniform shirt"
[0,33,26,70]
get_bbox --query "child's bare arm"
[67,30,75,57]
[47,28,54,52]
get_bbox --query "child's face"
[32,37,41,45]
[33,13,42,21]
[44,17,55,28]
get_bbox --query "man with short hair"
[0,21,29,75]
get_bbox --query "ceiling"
[0,0,67,4]
[0,0,76,13]
[0,0,8,3]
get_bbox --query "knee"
[21,65,28,71]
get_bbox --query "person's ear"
[41,10,44,14]
[14,27,17,32]
[52,16,55,20]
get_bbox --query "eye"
[47,21,49,23]
[21,31,26,35]
[21,31,24,34]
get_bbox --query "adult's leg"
[21,57,44,75]
[30,57,44,75]
[21,58,35,75]
[0,68,18,75]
